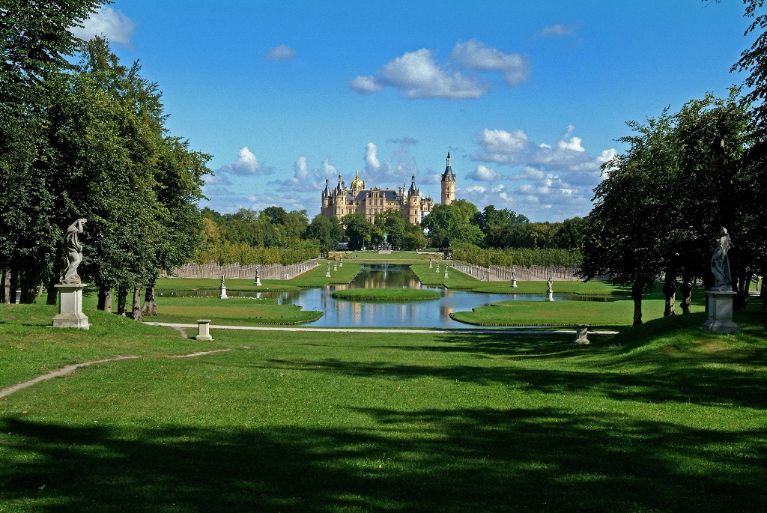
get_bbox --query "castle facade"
[321,152,457,225]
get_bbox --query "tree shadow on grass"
[1,407,765,513]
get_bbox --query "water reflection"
[165,264,617,328]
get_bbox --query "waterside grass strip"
[332,288,441,302]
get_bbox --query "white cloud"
[468,164,500,182]
[350,75,383,94]
[364,142,382,173]
[557,136,585,152]
[265,44,296,60]
[541,24,576,37]
[217,146,272,176]
[465,185,487,194]
[451,39,529,86]
[294,156,309,180]
[71,7,135,45]
[469,126,618,220]
[353,48,485,99]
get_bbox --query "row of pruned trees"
[580,92,766,324]
[0,3,209,319]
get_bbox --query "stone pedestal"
[195,319,213,341]
[255,277,262,287]
[546,292,554,302]
[444,269,449,279]
[511,279,517,288]
[704,290,737,333]
[52,283,90,330]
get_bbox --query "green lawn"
[1,304,766,512]
[410,263,482,289]
[150,296,322,325]
[451,298,706,327]
[332,288,441,302]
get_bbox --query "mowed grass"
[410,263,482,289]
[451,298,706,327]
[332,288,441,302]
[1,304,766,512]
[149,296,322,325]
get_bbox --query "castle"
[321,152,457,225]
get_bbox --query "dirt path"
[0,349,232,400]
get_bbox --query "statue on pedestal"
[710,227,733,291]
[62,218,87,284]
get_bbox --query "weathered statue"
[547,276,553,294]
[710,227,733,291]
[62,218,87,284]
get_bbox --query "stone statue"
[547,276,553,294]
[62,218,87,284]
[710,227,733,291]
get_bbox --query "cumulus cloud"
[451,39,529,85]
[541,24,576,37]
[467,126,617,219]
[71,7,134,45]
[362,140,421,184]
[352,48,485,99]
[379,49,485,99]
[468,164,500,182]
[217,147,273,176]
[350,75,383,94]
[265,44,296,60]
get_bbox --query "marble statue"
[547,276,553,294]
[62,218,87,284]
[710,227,733,291]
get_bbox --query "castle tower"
[441,152,456,205]
[321,178,330,213]
[350,171,365,196]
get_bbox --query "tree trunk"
[142,282,157,316]
[97,285,113,312]
[117,285,128,315]
[680,275,693,315]
[45,279,57,305]
[761,275,766,328]
[19,268,42,304]
[9,269,17,304]
[662,271,676,317]
[1,270,8,304]
[131,287,143,321]
[632,278,644,326]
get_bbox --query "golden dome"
[350,172,365,190]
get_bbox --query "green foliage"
[304,214,343,253]
[342,213,373,250]
[195,240,320,265]
[451,243,582,268]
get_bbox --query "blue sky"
[73,0,752,221]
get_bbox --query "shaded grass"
[1,305,766,512]
[451,298,706,327]
[332,288,441,302]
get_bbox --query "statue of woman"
[710,227,732,291]
[547,276,553,294]
[62,218,87,284]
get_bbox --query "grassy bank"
[332,288,440,302]
[150,297,322,325]
[1,304,766,512]
[410,263,481,289]
[450,298,706,327]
